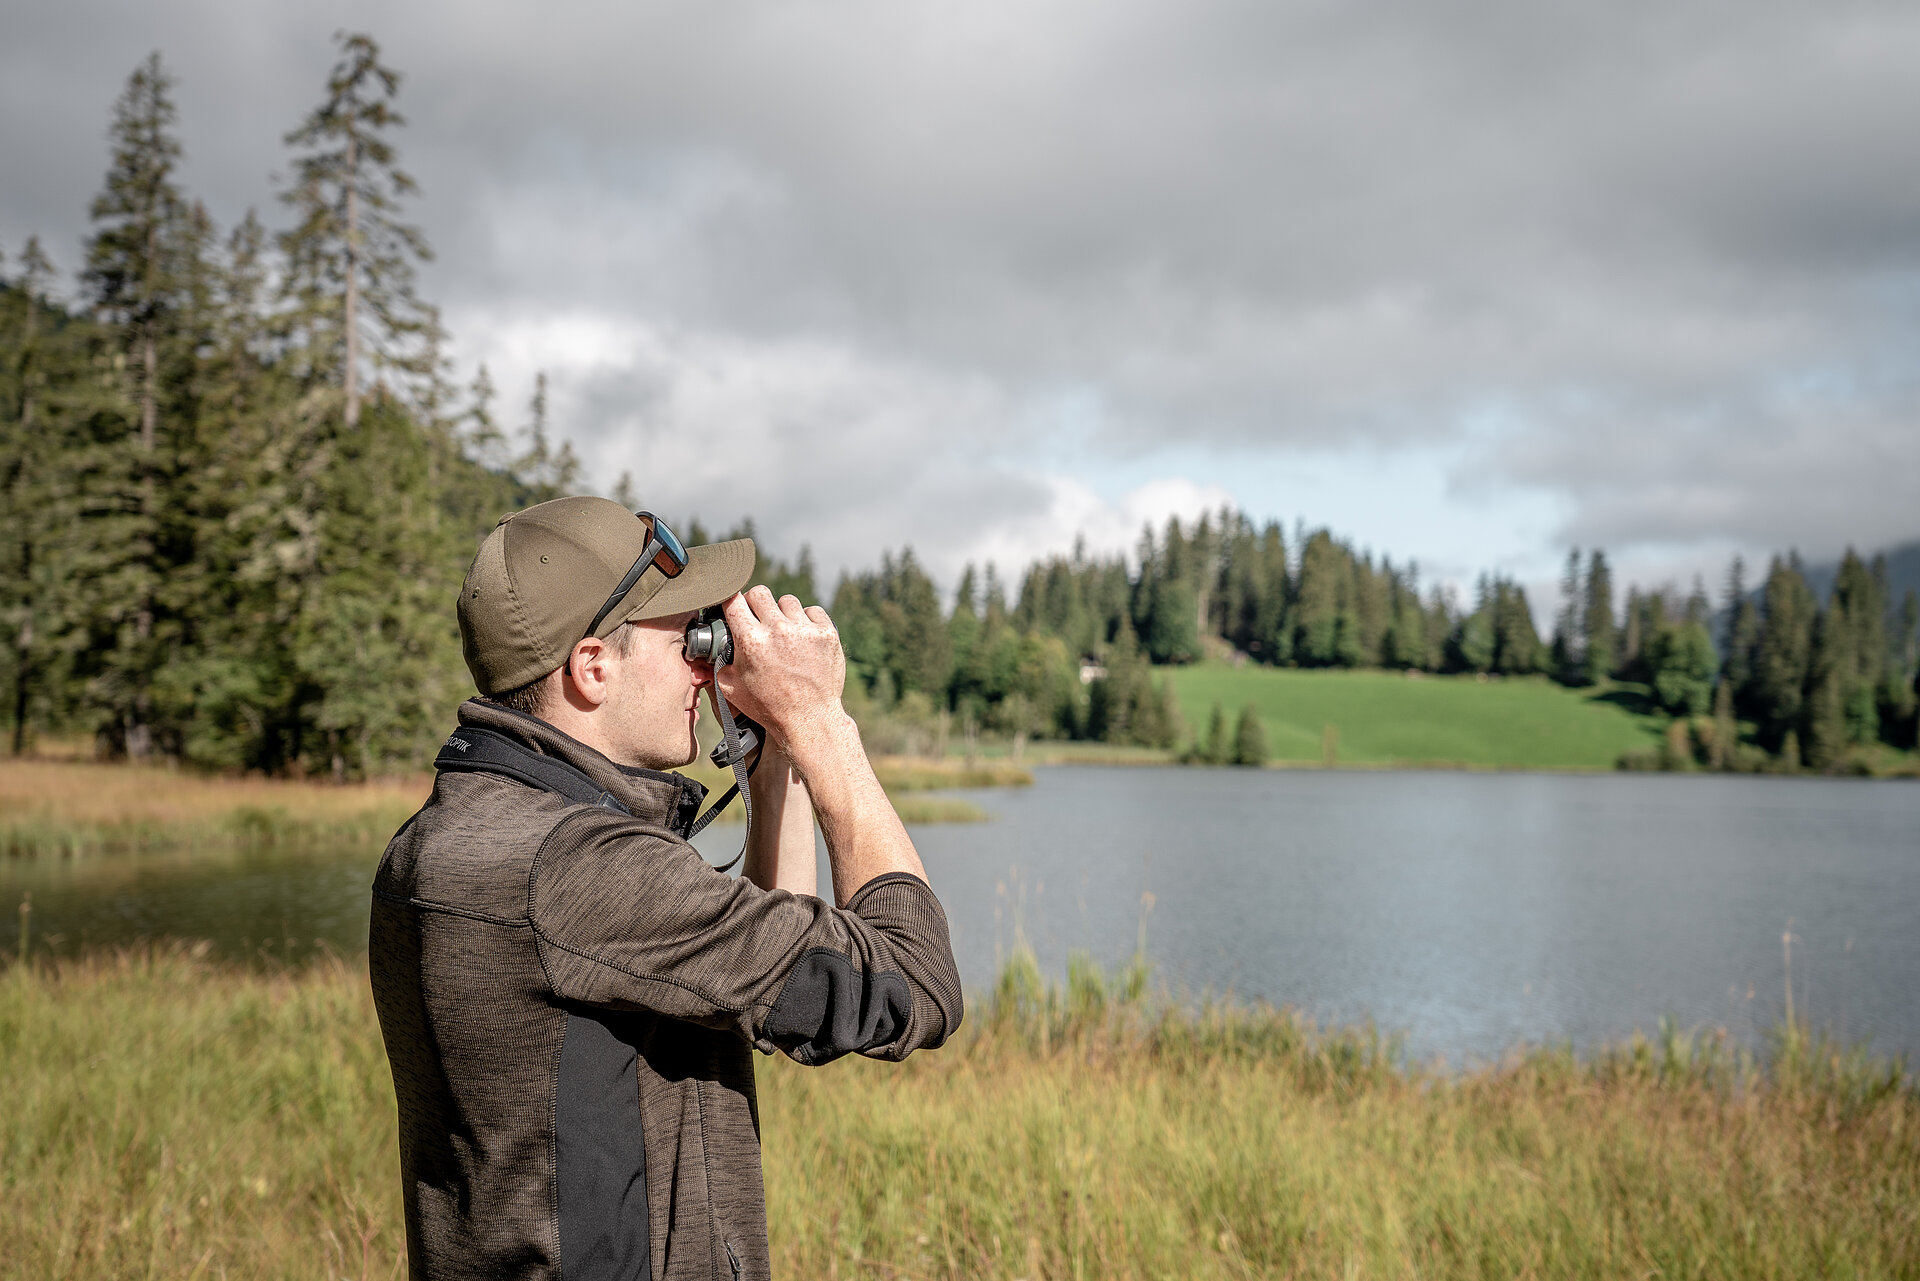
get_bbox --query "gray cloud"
[5,0,1918,586]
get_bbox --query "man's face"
[605,611,713,770]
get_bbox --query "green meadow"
[1168,664,1666,770]
[3,948,1914,1280]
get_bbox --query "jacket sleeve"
[526,811,963,1064]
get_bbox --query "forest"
[4,40,1916,776]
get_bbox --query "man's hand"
[715,586,847,745]
[716,585,927,905]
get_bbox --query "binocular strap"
[686,681,753,873]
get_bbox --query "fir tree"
[278,32,438,427]
[4,238,55,752]
[1752,555,1815,754]
[82,53,199,758]
[1551,546,1582,684]
[1202,701,1228,764]
[1710,677,1737,770]
[1582,550,1616,684]
[1230,704,1267,766]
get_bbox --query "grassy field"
[2,948,1913,1280]
[0,754,1022,857]
[1168,664,1666,770]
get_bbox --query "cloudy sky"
[5,0,1918,607]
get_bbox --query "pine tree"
[278,32,438,427]
[1230,704,1267,766]
[4,238,56,752]
[1202,701,1228,764]
[1721,555,1760,713]
[81,53,199,758]
[1709,677,1737,770]
[1801,611,1849,772]
[1551,547,1582,683]
[1826,549,1884,744]
[1752,555,1815,754]
[1582,550,1616,684]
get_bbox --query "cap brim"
[618,537,757,624]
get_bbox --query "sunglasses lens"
[641,514,687,577]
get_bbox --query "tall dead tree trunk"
[344,131,360,430]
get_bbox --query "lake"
[5,767,1915,1064]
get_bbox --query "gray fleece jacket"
[369,698,963,1281]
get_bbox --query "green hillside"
[1167,664,1665,769]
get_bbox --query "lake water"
[5,768,1915,1064]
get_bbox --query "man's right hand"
[715,586,848,747]
[715,584,927,904]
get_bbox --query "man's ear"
[564,635,613,709]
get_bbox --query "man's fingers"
[777,593,807,622]
[743,584,782,624]
[803,604,833,628]
[720,592,762,641]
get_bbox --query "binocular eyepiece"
[684,608,732,667]
[686,606,758,769]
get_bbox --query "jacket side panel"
[372,774,577,1281]
[371,899,566,1280]
[556,1010,651,1281]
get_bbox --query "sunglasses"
[584,510,688,638]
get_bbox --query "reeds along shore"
[3,946,1913,1280]
[0,755,1030,856]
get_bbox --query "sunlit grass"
[0,759,428,856]
[1,750,1004,856]
[1168,664,1665,769]
[3,946,1912,1280]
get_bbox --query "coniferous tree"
[4,238,57,752]
[278,32,438,427]
[1751,555,1816,754]
[1709,677,1737,770]
[1801,610,1849,771]
[1230,704,1267,766]
[1202,701,1228,764]
[1722,555,1761,712]
[1582,550,1616,685]
[81,53,200,758]
[1825,549,1884,744]
[1551,547,1582,684]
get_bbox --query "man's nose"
[688,656,715,688]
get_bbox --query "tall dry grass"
[3,946,1913,1280]
[0,760,430,856]
[0,755,1003,854]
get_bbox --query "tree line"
[5,41,1915,774]
[814,513,1919,769]
[0,40,581,775]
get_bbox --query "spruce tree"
[1230,704,1267,766]
[1582,550,1616,684]
[82,53,198,758]
[1801,611,1849,771]
[278,32,437,427]
[4,238,55,752]
[1722,555,1761,714]
[1551,546,1582,684]
[1752,555,1815,754]
[1710,677,1737,770]
[1203,701,1228,764]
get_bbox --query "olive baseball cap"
[458,496,756,694]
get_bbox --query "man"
[370,496,962,1281]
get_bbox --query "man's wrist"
[779,705,862,776]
